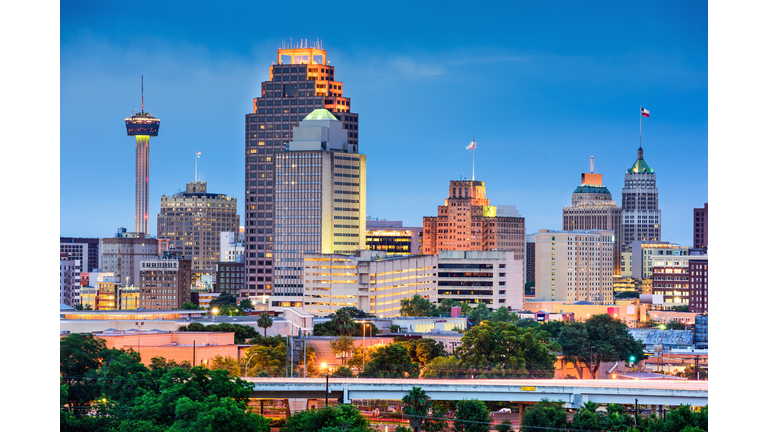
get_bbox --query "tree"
[494,420,512,432]
[314,312,379,337]
[671,305,690,312]
[337,306,375,318]
[257,312,273,337]
[402,387,432,432]
[422,356,466,379]
[454,399,490,432]
[678,365,707,380]
[330,335,356,365]
[361,343,419,378]
[437,299,472,316]
[569,401,604,432]
[664,320,689,330]
[348,344,379,370]
[468,302,491,323]
[662,405,708,432]
[60,333,110,410]
[181,301,202,310]
[390,324,403,333]
[401,338,448,368]
[400,295,438,317]
[281,405,375,432]
[331,366,354,377]
[490,307,518,323]
[557,314,645,379]
[177,322,258,344]
[210,293,238,308]
[520,399,568,432]
[209,355,241,377]
[615,291,640,299]
[75,303,93,310]
[456,321,558,378]
[239,298,254,310]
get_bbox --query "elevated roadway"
[242,378,707,409]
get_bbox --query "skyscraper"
[125,77,160,234]
[244,44,359,299]
[271,108,366,307]
[422,179,525,260]
[621,147,660,251]
[156,181,240,271]
[693,203,708,250]
[562,157,623,275]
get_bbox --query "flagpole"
[472,136,475,181]
[195,151,198,183]
[639,107,642,149]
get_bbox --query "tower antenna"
[590,155,594,173]
[141,75,144,113]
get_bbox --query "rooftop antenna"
[590,155,594,173]
[141,75,144,113]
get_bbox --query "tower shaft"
[135,135,150,233]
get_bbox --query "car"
[496,408,512,413]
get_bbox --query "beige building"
[302,250,437,317]
[157,181,239,272]
[630,241,689,279]
[534,229,615,305]
[139,257,192,310]
[562,159,623,276]
[525,299,647,326]
[437,250,524,310]
[99,230,160,287]
[272,109,367,307]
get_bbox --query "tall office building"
[60,237,99,273]
[562,157,623,275]
[156,181,240,271]
[244,44,360,299]
[125,77,161,234]
[693,203,708,250]
[271,109,366,307]
[621,147,660,251]
[689,256,708,314]
[533,229,615,304]
[99,228,160,287]
[422,179,525,260]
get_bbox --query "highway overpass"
[242,378,707,409]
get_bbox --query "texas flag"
[641,107,650,117]
[466,140,477,150]
[196,151,201,157]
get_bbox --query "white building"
[60,259,81,307]
[303,250,437,317]
[437,250,524,311]
[534,229,615,305]
[630,241,689,279]
[219,231,245,263]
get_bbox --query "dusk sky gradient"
[60,0,708,246]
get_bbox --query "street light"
[135,321,145,356]
[211,307,219,321]
[356,320,370,374]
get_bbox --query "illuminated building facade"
[244,45,360,300]
[437,250,523,310]
[423,180,525,260]
[271,109,366,307]
[630,241,689,279]
[140,257,192,310]
[216,262,245,299]
[302,251,437,317]
[366,220,422,256]
[650,254,706,310]
[157,181,239,271]
[125,77,160,234]
[621,147,661,251]
[533,229,615,304]
[99,229,159,287]
[693,203,708,250]
[562,159,623,276]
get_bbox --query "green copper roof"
[303,109,338,121]
[628,158,653,173]
[573,185,612,194]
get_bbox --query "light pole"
[356,320,370,374]
[245,351,258,377]
[590,345,595,379]
[325,373,330,408]
[135,321,145,356]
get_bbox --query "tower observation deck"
[125,76,161,234]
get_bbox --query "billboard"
[483,206,497,217]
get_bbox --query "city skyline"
[60,1,707,247]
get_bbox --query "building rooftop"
[628,148,653,173]
[573,185,612,194]
[303,109,338,121]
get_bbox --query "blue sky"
[60,0,707,246]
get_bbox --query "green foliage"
[60,333,112,410]
[400,295,438,317]
[671,305,690,312]
[468,302,491,322]
[177,321,258,344]
[210,293,238,308]
[494,420,512,432]
[330,335,356,365]
[520,399,568,432]
[239,298,254,310]
[615,290,640,299]
[348,344,379,370]
[331,366,354,377]
[454,399,491,432]
[662,405,708,432]
[181,301,202,310]
[361,343,419,378]
[394,426,412,432]
[75,303,94,310]
[150,356,192,372]
[437,299,472,316]
[402,386,431,432]
[209,355,241,377]
[336,306,375,318]
[557,314,645,379]
[490,307,518,323]
[390,324,403,333]
[314,313,380,337]
[281,405,375,432]
[664,320,689,330]
[400,338,448,367]
[456,321,557,378]
[677,365,707,380]
[257,312,273,336]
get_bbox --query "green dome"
[628,158,653,173]
[303,109,338,121]
[573,185,612,194]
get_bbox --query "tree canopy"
[456,320,558,378]
[399,338,448,368]
[556,314,645,379]
[281,405,375,432]
[330,335,355,366]
[520,399,568,432]
[361,343,419,378]
[453,399,491,432]
[314,311,379,337]
[177,321,258,344]
[257,312,273,337]
[239,298,254,310]
[210,293,238,308]
[400,295,438,317]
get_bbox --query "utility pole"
[193,340,196,367]
[694,354,700,380]
[634,399,639,426]
[325,373,329,408]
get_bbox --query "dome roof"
[303,109,338,121]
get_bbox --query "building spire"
[141,75,144,113]
[590,155,594,173]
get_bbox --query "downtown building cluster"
[60,43,708,324]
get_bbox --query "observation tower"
[125,76,160,234]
